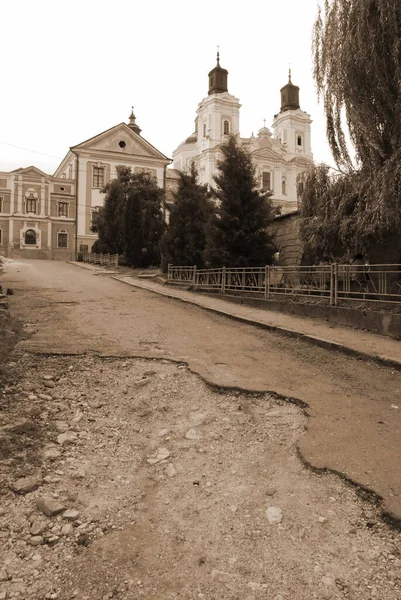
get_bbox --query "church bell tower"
[272,70,312,158]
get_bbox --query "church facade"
[172,54,313,214]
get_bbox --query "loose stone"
[55,421,69,433]
[10,475,42,495]
[63,509,80,521]
[57,431,77,445]
[30,520,48,536]
[43,446,62,460]
[165,463,177,477]
[61,524,74,535]
[147,447,170,464]
[185,428,201,440]
[30,536,44,546]
[37,496,66,517]
[44,380,56,389]
[265,506,283,524]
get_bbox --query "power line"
[0,141,63,160]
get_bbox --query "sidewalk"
[114,274,401,369]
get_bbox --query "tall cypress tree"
[124,187,143,267]
[95,178,125,254]
[161,163,213,270]
[204,135,276,267]
[137,173,165,267]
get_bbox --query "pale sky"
[0,0,333,175]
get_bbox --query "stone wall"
[268,211,302,266]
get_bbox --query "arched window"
[25,229,37,245]
[25,190,37,214]
[297,135,303,147]
[282,178,286,195]
[223,120,229,135]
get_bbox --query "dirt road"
[0,258,400,599]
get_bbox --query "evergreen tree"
[95,166,165,266]
[124,186,143,267]
[161,163,213,270]
[137,173,165,267]
[95,178,126,254]
[204,135,276,267]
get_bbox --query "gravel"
[0,352,400,599]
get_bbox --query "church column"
[48,221,52,249]
[8,218,13,248]
[10,176,15,213]
[40,179,46,216]
[17,178,23,213]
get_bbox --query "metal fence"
[81,252,119,268]
[167,263,401,306]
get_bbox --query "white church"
[172,53,313,215]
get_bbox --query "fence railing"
[167,263,401,306]
[81,252,119,268]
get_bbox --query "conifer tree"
[161,163,212,270]
[204,135,276,267]
[95,167,165,266]
[138,173,165,267]
[95,178,126,254]
[124,186,143,267]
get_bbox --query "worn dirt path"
[1,259,401,523]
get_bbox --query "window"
[297,135,303,147]
[0,196,3,213]
[223,120,229,135]
[58,202,68,217]
[203,123,206,138]
[282,178,287,195]
[24,229,37,245]
[57,232,68,248]
[262,172,271,191]
[93,166,105,188]
[25,192,37,214]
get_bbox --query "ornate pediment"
[251,146,285,163]
[12,166,50,178]
[72,124,169,161]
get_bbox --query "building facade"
[172,54,313,214]
[0,166,76,260]
[0,111,171,259]
[54,111,171,253]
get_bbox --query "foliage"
[314,0,401,171]
[124,186,143,267]
[161,163,213,271]
[204,135,277,267]
[95,175,126,254]
[138,173,165,267]
[96,167,165,267]
[299,1,401,263]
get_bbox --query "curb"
[111,276,401,371]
